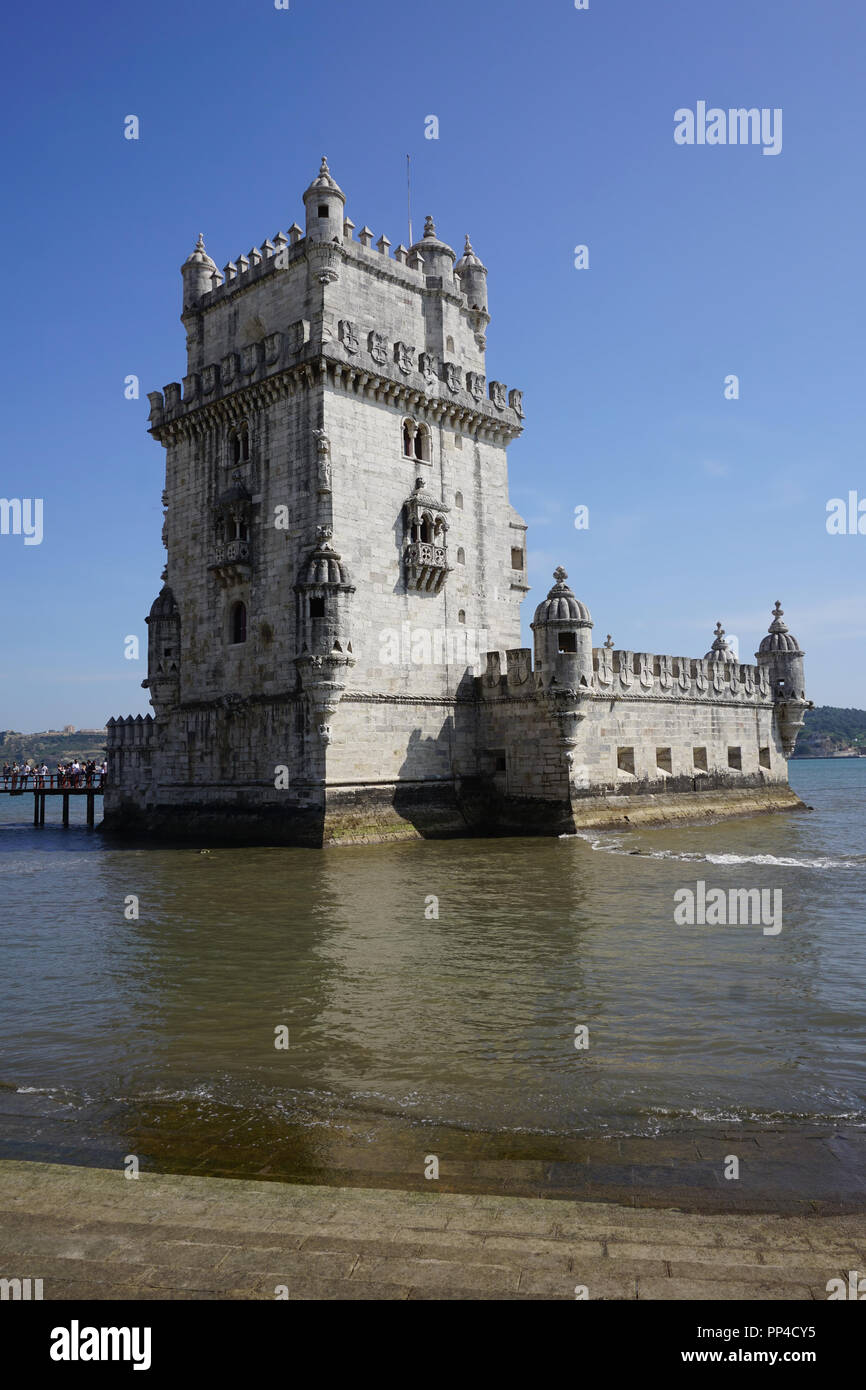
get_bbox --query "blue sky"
[1,0,864,729]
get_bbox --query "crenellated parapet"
[480,642,773,706]
[149,159,524,448]
[105,714,155,749]
[479,572,790,712]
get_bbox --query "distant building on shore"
[105,160,810,845]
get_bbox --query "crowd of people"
[1,759,107,789]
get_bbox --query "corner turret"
[181,234,218,310]
[455,234,489,314]
[531,567,593,690]
[705,621,737,663]
[409,215,456,283]
[756,601,809,756]
[303,157,346,244]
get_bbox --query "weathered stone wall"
[103,166,806,846]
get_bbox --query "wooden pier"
[0,774,105,827]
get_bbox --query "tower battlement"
[105,161,807,845]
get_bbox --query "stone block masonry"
[104,161,809,845]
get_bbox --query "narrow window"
[454,491,464,509]
[446,336,455,353]
[402,422,413,458]
[457,547,465,565]
[656,747,672,775]
[617,747,635,775]
[414,424,430,462]
[511,547,524,570]
[230,601,247,645]
[693,747,708,772]
[759,746,771,769]
[454,434,463,450]
[309,597,325,619]
[558,632,577,653]
[318,204,329,218]
[728,747,742,771]
[458,610,466,624]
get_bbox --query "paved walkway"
[1,1161,863,1300]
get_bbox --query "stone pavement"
[0,1160,863,1300]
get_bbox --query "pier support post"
[40,793,46,825]
[33,793,39,827]
[86,792,95,828]
[62,793,70,827]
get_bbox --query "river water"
[1,760,864,1208]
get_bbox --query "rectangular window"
[558,632,577,653]
[317,204,329,218]
[728,747,742,771]
[693,747,708,772]
[309,598,325,618]
[656,747,672,774]
[617,747,635,775]
[759,746,771,769]
[511,547,524,570]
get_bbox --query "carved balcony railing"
[209,538,252,588]
[405,541,450,594]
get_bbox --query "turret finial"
[604,634,614,649]
[424,214,436,238]
[553,565,568,584]
[320,155,330,174]
[768,601,789,633]
[464,234,473,254]
[195,233,205,252]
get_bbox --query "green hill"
[793,707,866,758]
[0,730,107,767]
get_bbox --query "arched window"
[230,601,247,645]
[446,336,455,354]
[420,514,433,544]
[458,609,466,624]
[402,421,413,458]
[414,423,431,462]
[454,491,464,509]
[457,547,465,565]
[230,423,251,466]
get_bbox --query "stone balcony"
[209,539,252,588]
[405,541,450,594]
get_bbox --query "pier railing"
[1,773,106,793]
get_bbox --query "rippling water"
[1,761,865,1199]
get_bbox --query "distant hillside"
[0,730,107,767]
[793,707,866,758]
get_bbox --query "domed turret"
[531,567,593,690]
[455,234,488,313]
[144,586,181,713]
[298,538,354,591]
[294,530,356,745]
[756,601,805,701]
[303,156,346,244]
[758,601,803,658]
[148,585,180,623]
[181,234,218,309]
[409,214,456,281]
[705,620,737,663]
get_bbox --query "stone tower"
[105,159,528,841]
[104,161,808,844]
